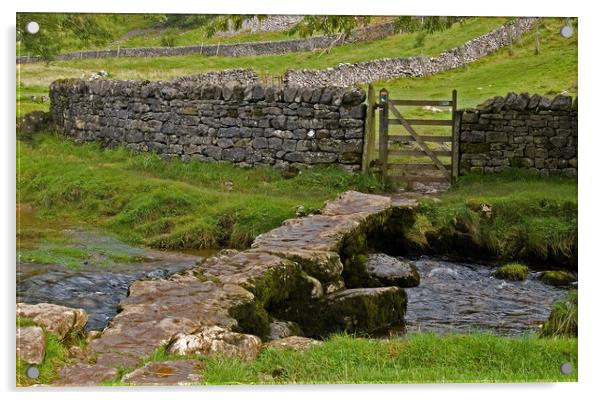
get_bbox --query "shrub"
[160,31,178,47]
[494,263,529,281]
[541,290,577,337]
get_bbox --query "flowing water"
[403,256,572,335]
[16,224,208,331]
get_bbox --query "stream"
[403,256,571,335]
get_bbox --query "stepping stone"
[122,360,203,386]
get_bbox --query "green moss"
[494,263,529,281]
[540,270,576,287]
[541,290,577,337]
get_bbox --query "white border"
[3,1,600,399]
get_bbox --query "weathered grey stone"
[364,254,420,288]
[266,336,322,351]
[167,326,262,361]
[17,303,87,340]
[550,95,572,111]
[122,360,202,386]
[16,326,45,365]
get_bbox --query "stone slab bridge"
[22,191,422,386]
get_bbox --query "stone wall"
[284,17,538,87]
[49,79,367,170]
[459,93,578,176]
[17,22,395,64]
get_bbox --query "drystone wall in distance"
[49,79,367,170]
[459,93,577,176]
[284,17,538,87]
[17,22,395,64]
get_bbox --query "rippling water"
[17,257,200,331]
[403,257,571,335]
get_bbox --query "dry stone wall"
[284,18,538,87]
[17,22,395,64]
[49,79,367,170]
[459,93,578,176]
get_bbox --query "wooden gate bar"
[387,102,452,180]
[389,99,453,107]
[389,149,452,157]
[389,135,452,143]
[388,119,453,126]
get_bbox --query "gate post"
[451,89,460,183]
[378,88,389,178]
[361,84,376,174]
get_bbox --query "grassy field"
[102,333,577,385]
[17,134,387,251]
[17,18,507,88]
[405,170,577,268]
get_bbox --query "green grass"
[406,169,577,267]
[104,333,577,385]
[541,290,578,337]
[17,133,387,251]
[494,263,529,281]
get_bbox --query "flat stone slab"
[16,326,45,364]
[89,276,253,368]
[122,360,203,386]
[57,363,117,386]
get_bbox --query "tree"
[17,13,112,62]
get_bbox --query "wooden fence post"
[361,84,376,174]
[451,89,460,183]
[378,88,389,178]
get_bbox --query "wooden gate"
[363,85,460,187]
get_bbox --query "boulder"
[166,325,262,361]
[265,336,322,351]
[364,254,420,287]
[17,303,87,340]
[16,326,45,364]
[268,320,303,340]
[122,360,203,386]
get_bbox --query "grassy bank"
[17,134,387,251]
[404,170,577,268]
[103,333,577,385]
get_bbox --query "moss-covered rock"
[539,270,576,286]
[323,287,407,335]
[494,263,529,281]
